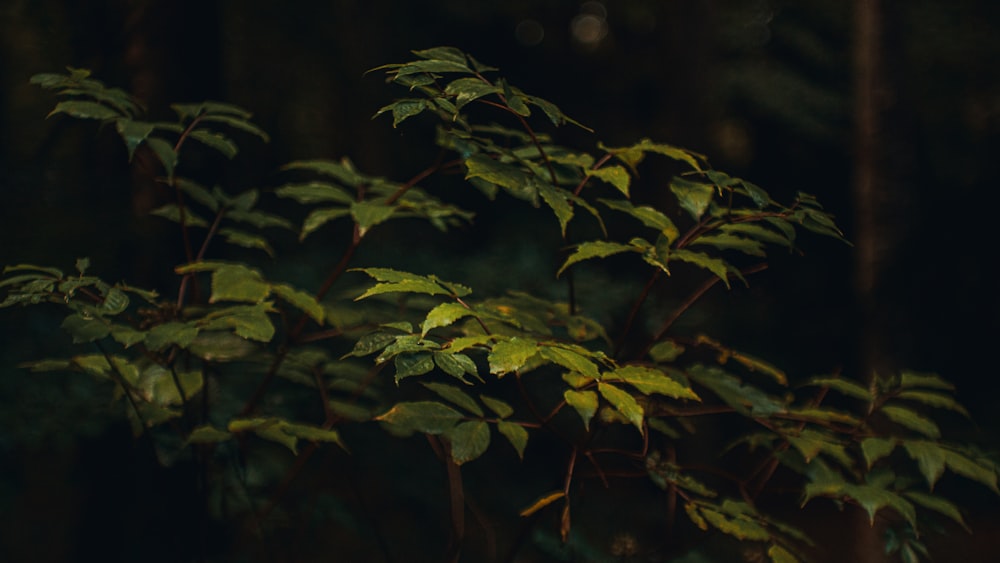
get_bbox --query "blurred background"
[1,0,999,561]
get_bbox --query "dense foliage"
[2,47,996,562]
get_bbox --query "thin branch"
[613,269,662,359]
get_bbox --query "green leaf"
[942,449,999,493]
[422,382,483,416]
[667,250,732,288]
[447,420,490,465]
[301,207,351,240]
[564,389,598,430]
[394,352,435,382]
[903,491,969,531]
[150,204,208,227]
[488,337,538,376]
[604,366,700,400]
[199,303,276,342]
[481,395,514,419]
[860,437,897,468]
[188,331,256,361]
[351,200,396,235]
[175,177,219,211]
[376,401,463,434]
[412,46,469,65]
[433,352,481,383]
[597,381,644,433]
[48,100,121,121]
[698,506,770,541]
[374,99,429,127]
[110,325,145,347]
[422,302,473,335]
[687,364,785,417]
[899,371,954,391]
[464,154,536,203]
[356,279,450,300]
[586,166,631,196]
[217,228,273,257]
[895,391,970,417]
[902,440,947,489]
[189,129,238,158]
[350,331,399,357]
[145,322,199,351]
[227,209,294,230]
[648,340,685,362]
[200,114,270,142]
[539,345,600,380]
[497,421,528,459]
[670,177,715,221]
[186,425,232,444]
[210,264,271,303]
[557,240,638,276]
[115,119,155,161]
[61,314,110,343]
[599,199,678,242]
[536,183,574,236]
[270,283,324,324]
[803,377,873,402]
[282,421,347,451]
[228,418,298,453]
[690,234,766,257]
[275,182,354,204]
[444,77,500,110]
[145,138,178,179]
[881,405,941,439]
[768,544,799,563]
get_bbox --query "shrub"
[3,47,995,562]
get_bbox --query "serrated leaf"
[422,302,473,335]
[394,352,435,382]
[690,234,766,257]
[433,352,481,383]
[537,183,574,236]
[210,264,270,303]
[200,114,270,142]
[597,382,644,433]
[902,440,947,489]
[150,204,209,227]
[447,420,490,465]
[217,228,273,257]
[374,99,428,127]
[497,421,528,459]
[350,331,398,357]
[481,395,514,419]
[903,491,969,531]
[943,449,999,493]
[687,364,786,417]
[270,283,324,324]
[175,177,219,211]
[356,279,451,300]
[376,401,463,434]
[186,425,232,444]
[899,371,954,391]
[667,249,732,287]
[48,100,121,121]
[351,200,396,235]
[586,166,631,196]
[895,391,969,417]
[464,154,536,203]
[670,177,715,221]
[599,199,678,242]
[145,138,178,179]
[803,377,873,401]
[115,119,155,161]
[519,491,565,517]
[422,382,483,416]
[605,366,700,400]
[301,207,350,240]
[557,240,638,276]
[539,346,600,380]
[189,129,238,158]
[699,507,770,541]
[275,182,354,204]
[488,337,538,376]
[445,77,500,110]
[881,405,941,439]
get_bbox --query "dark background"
[1,1,999,561]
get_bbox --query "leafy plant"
[4,48,995,562]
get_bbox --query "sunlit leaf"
[421,302,472,335]
[598,381,644,433]
[605,366,699,400]
[210,264,270,303]
[539,345,600,380]
[586,166,630,196]
[488,337,538,376]
[557,240,638,276]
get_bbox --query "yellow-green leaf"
[563,389,598,431]
[597,381,644,433]
[497,421,528,459]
